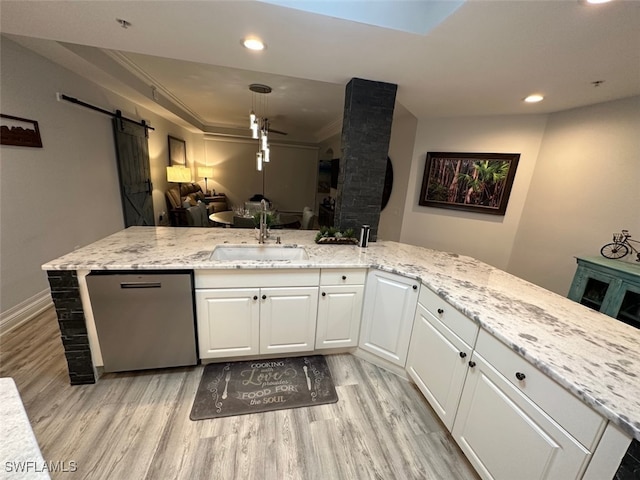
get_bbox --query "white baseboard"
[0,289,53,336]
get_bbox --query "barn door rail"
[59,94,155,135]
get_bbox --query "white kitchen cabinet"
[406,288,478,430]
[406,292,608,480]
[194,270,320,360]
[452,330,605,480]
[195,288,260,359]
[316,285,364,349]
[315,269,365,350]
[452,351,591,480]
[359,269,419,367]
[260,286,319,354]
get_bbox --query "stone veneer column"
[47,271,96,385]
[334,78,397,241]
[617,438,640,479]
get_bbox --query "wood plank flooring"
[0,307,479,480]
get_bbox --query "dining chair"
[233,215,255,228]
[300,207,315,230]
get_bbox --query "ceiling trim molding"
[204,133,319,150]
[313,117,343,143]
[106,50,206,125]
[56,42,206,131]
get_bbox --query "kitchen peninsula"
[42,226,640,479]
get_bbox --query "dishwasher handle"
[120,282,162,289]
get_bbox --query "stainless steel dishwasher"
[86,271,198,373]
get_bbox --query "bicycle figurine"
[600,230,640,262]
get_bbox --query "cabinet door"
[609,283,640,329]
[316,285,364,349]
[359,270,420,367]
[260,286,319,354]
[195,288,260,359]
[568,266,619,313]
[452,352,591,480]
[406,303,473,430]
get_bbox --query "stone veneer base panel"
[616,438,640,479]
[335,77,397,241]
[47,271,96,385]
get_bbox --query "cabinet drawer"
[419,287,478,347]
[320,268,366,286]
[195,269,320,288]
[475,330,605,449]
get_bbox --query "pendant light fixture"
[249,83,272,171]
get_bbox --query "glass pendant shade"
[249,84,274,172]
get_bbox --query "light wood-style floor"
[0,307,479,480]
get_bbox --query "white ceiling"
[1,0,639,143]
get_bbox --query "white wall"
[378,103,417,242]
[1,37,122,314]
[204,137,318,212]
[508,96,640,295]
[147,113,203,224]
[400,114,548,270]
[0,37,201,314]
[317,133,341,161]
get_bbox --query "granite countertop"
[43,226,640,441]
[0,378,51,479]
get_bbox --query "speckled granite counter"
[0,378,51,479]
[42,226,640,441]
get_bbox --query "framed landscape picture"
[419,152,520,215]
[0,114,42,148]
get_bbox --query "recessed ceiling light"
[243,38,266,51]
[584,0,613,4]
[524,94,544,103]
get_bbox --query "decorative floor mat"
[190,355,338,420]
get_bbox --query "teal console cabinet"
[568,256,640,329]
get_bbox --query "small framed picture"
[1,114,43,148]
[168,135,186,166]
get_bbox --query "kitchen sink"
[210,245,309,262]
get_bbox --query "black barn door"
[112,117,154,226]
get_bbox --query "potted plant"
[252,211,276,228]
[315,226,358,244]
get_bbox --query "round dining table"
[208,211,235,227]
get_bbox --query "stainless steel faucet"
[258,199,268,244]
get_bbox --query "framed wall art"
[168,135,186,166]
[1,114,43,148]
[419,152,520,215]
[318,159,331,193]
